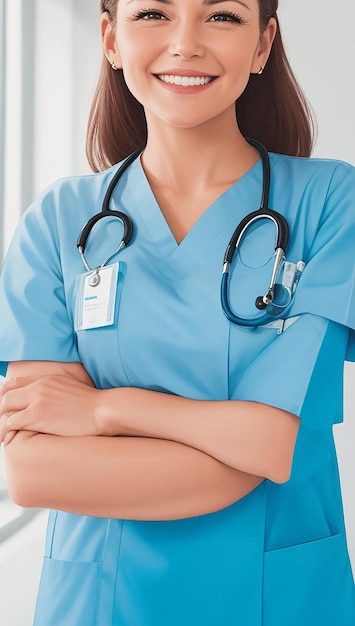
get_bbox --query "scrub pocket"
[33,557,102,626]
[263,533,355,626]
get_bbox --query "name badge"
[74,262,119,331]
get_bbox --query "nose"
[168,21,205,59]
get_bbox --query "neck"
[142,110,260,195]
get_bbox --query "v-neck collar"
[114,153,266,279]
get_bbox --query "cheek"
[118,36,154,76]
[118,29,160,64]
[215,39,258,68]
[121,66,149,106]
[120,40,167,105]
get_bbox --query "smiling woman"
[88,0,313,170]
[0,0,355,625]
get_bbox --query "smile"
[157,75,215,87]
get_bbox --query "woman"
[0,0,355,624]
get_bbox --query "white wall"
[279,0,355,164]
[33,0,101,194]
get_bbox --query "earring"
[257,66,264,75]
[111,62,118,71]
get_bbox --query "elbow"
[7,481,36,508]
[266,447,295,484]
[6,467,39,508]
[4,436,41,508]
[268,462,292,485]
[266,413,299,484]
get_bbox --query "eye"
[209,12,246,24]
[133,9,167,21]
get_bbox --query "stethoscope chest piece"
[87,269,101,287]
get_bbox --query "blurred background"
[0,0,354,623]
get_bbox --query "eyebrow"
[128,0,251,9]
[203,0,250,9]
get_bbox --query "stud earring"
[111,62,118,71]
[257,66,264,75]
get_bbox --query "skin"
[0,0,300,520]
[108,0,277,241]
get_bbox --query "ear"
[101,11,122,69]
[251,17,277,74]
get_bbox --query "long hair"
[87,0,315,172]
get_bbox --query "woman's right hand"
[0,362,105,442]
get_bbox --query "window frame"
[1,0,35,263]
[0,0,6,263]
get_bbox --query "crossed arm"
[0,360,299,520]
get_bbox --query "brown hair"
[87,0,315,172]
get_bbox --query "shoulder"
[270,153,355,230]
[26,165,122,225]
[270,152,355,189]
[6,164,127,264]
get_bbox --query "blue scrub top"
[0,153,355,625]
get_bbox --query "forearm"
[4,432,263,520]
[98,388,300,483]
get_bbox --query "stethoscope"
[77,139,290,326]
[77,148,141,287]
[221,138,289,326]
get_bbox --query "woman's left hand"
[0,375,102,443]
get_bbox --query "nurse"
[0,0,355,624]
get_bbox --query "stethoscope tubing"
[222,209,289,268]
[220,139,290,326]
[76,148,142,272]
[77,139,291,328]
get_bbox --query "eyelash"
[209,12,246,24]
[132,9,166,20]
[132,10,246,25]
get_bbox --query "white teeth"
[158,75,213,87]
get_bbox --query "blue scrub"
[0,153,355,625]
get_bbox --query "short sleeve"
[232,161,355,483]
[290,162,355,361]
[233,314,347,421]
[233,314,348,482]
[232,161,355,416]
[0,188,80,376]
